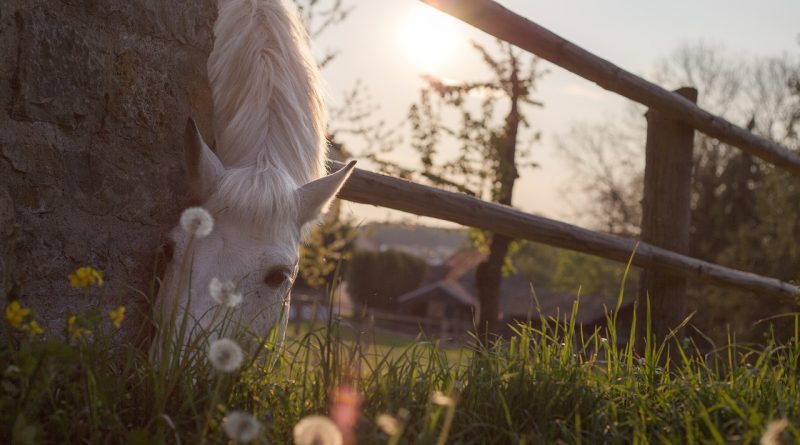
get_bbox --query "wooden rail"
[332,161,800,299]
[420,0,800,176]
[367,309,474,338]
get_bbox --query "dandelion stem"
[199,376,224,445]
[435,401,456,445]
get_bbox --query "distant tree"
[296,214,357,289]
[557,123,643,237]
[378,41,547,341]
[558,43,800,342]
[346,249,426,311]
[513,242,636,300]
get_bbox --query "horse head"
[152,118,355,356]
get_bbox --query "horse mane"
[208,0,328,189]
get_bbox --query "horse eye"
[264,268,290,288]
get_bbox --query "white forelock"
[206,164,300,234]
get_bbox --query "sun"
[396,6,464,74]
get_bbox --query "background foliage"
[346,249,427,311]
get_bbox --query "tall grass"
[3,290,799,443]
[3,225,799,443]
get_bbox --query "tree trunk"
[0,0,215,340]
[476,234,513,340]
[476,52,522,343]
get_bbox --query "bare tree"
[369,41,545,340]
[557,122,643,237]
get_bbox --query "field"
[2,294,800,445]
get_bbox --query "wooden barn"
[395,249,485,324]
[394,249,635,339]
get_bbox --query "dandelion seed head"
[223,410,261,444]
[397,408,410,421]
[293,415,343,445]
[761,419,790,445]
[208,338,244,373]
[180,207,214,237]
[209,277,243,308]
[431,390,454,407]
[376,414,400,436]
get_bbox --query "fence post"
[638,87,698,347]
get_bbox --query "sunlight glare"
[396,6,463,74]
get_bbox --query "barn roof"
[397,279,480,308]
[395,248,633,326]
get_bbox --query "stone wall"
[0,0,216,338]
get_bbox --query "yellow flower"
[67,315,91,340]
[68,266,104,288]
[109,306,125,329]
[5,302,27,327]
[5,301,31,330]
[27,320,44,335]
[4,302,43,335]
[67,315,78,337]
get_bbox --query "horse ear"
[297,160,357,225]
[185,117,224,200]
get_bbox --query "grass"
[287,319,469,365]
[2,223,798,444]
[2,293,800,444]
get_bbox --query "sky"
[312,0,800,228]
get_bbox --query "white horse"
[154,0,354,354]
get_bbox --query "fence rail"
[366,309,473,339]
[420,0,800,176]
[332,161,800,299]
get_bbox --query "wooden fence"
[332,0,800,333]
[366,309,474,340]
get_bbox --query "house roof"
[424,249,487,282]
[397,279,480,308]
[397,249,486,308]
[444,249,488,280]
[396,249,633,326]
[447,261,634,325]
